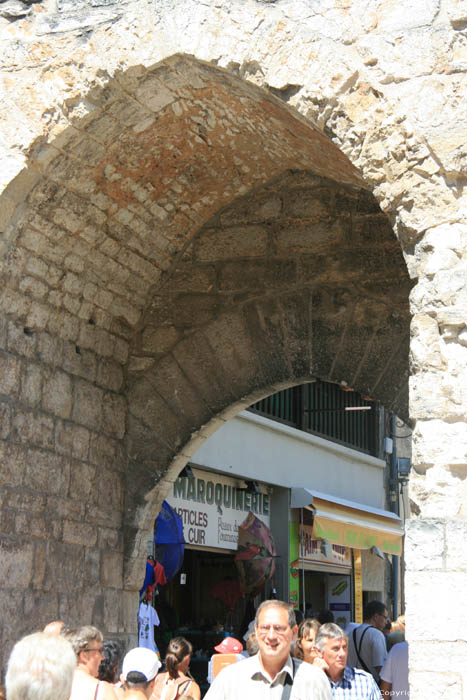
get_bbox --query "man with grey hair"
[313,623,381,699]
[6,632,76,700]
[205,599,332,700]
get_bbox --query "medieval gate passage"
[1,3,466,696]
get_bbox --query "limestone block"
[96,359,124,392]
[0,402,11,439]
[412,420,467,469]
[43,541,89,592]
[405,518,444,570]
[47,310,79,342]
[219,259,297,291]
[23,592,60,631]
[24,448,70,495]
[46,495,86,521]
[121,589,139,635]
[141,326,180,354]
[195,225,268,261]
[72,378,104,430]
[418,222,467,257]
[20,362,43,408]
[128,380,185,451]
[0,353,20,396]
[15,512,62,540]
[55,421,90,461]
[101,551,123,588]
[104,588,123,633]
[410,671,463,700]
[445,520,467,571]
[7,321,37,358]
[446,0,467,27]
[89,433,125,472]
[410,313,445,371]
[13,410,55,450]
[59,591,101,627]
[0,539,34,588]
[98,526,123,552]
[69,461,98,504]
[409,467,463,518]
[144,354,211,433]
[410,372,464,420]
[86,502,122,529]
[62,519,98,547]
[0,442,26,487]
[405,571,467,641]
[38,333,64,367]
[63,343,97,382]
[84,547,101,587]
[203,311,262,394]
[409,640,467,672]
[5,489,46,513]
[97,469,123,510]
[42,369,73,419]
[102,392,126,439]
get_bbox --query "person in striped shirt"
[313,623,381,700]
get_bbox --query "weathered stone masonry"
[0,2,466,697]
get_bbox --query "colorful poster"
[327,574,351,629]
[289,522,300,608]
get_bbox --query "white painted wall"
[192,411,386,510]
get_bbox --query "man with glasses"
[346,601,389,683]
[204,600,331,700]
[67,625,118,700]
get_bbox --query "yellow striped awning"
[291,489,404,555]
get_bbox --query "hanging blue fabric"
[154,500,185,581]
[139,560,156,598]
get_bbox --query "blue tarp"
[154,500,185,581]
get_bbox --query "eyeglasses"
[257,624,290,635]
[83,646,104,654]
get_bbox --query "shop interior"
[153,548,252,692]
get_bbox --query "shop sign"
[299,524,351,568]
[167,468,271,550]
[353,549,363,624]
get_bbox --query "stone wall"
[0,1,466,696]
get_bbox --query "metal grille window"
[248,381,379,456]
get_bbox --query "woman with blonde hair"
[294,619,321,664]
[151,637,200,700]
[67,626,117,700]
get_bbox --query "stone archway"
[0,55,411,660]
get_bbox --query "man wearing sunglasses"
[346,601,389,683]
[205,599,331,700]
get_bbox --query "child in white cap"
[122,648,161,700]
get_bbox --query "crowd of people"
[2,599,408,700]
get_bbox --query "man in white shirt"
[204,599,332,700]
[380,641,409,698]
[346,601,389,682]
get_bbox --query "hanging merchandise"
[235,512,277,596]
[154,500,185,581]
[138,600,161,656]
[140,558,156,600]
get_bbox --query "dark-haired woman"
[151,637,200,700]
[98,641,125,700]
[295,619,321,665]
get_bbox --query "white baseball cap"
[122,648,161,682]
